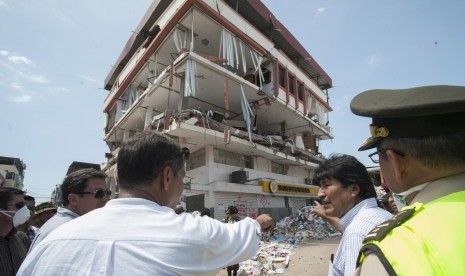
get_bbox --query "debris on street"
[237,206,341,275]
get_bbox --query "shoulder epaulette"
[364,208,415,242]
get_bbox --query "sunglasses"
[76,189,112,199]
[8,201,26,210]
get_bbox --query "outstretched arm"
[312,201,343,233]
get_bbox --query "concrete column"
[144,108,153,130]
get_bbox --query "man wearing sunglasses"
[29,168,109,250]
[0,187,30,276]
[19,130,273,276]
[351,85,465,275]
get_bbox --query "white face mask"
[391,182,430,210]
[1,206,31,227]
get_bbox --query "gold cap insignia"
[369,125,390,138]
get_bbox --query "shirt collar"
[412,171,465,204]
[339,197,378,230]
[58,207,80,218]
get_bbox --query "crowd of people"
[1,85,464,275]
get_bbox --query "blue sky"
[1,0,464,203]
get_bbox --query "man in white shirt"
[18,130,273,275]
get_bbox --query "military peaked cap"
[350,85,465,151]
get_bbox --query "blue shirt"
[330,198,392,276]
[29,207,79,251]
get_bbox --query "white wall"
[256,195,285,208]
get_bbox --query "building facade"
[101,0,333,221]
[0,156,26,189]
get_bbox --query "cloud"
[50,86,70,94]
[9,94,32,103]
[11,82,23,90]
[20,72,49,84]
[79,74,103,86]
[51,8,75,26]
[8,55,34,65]
[0,51,48,83]
[0,1,6,8]
[368,55,383,68]
[0,50,34,66]
[315,7,325,19]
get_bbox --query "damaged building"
[101,0,333,221]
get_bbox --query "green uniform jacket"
[358,190,465,276]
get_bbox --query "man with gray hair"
[351,85,465,275]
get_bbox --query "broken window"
[187,148,206,170]
[271,162,287,175]
[278,66,286,88]
[214,148,252,169]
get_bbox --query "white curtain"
[173,28,188,52]
[250,50,264,88]
[240,84,254,142]
[184,59,198,97]
[315,101,327,126]
[220,29,239,69]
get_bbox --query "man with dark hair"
[200,207,212,217]
[0,187,30,275]
[352,85,465,275]
[174,204,185,214]
[19,130,273,275]
[29,168,109,250]
[313,154,392,276]
[223,205,241,276]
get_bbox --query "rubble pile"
[237,206,341,275]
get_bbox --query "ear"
[351,184,360,197]
[160,166,173,192]
[68,194,79,208]
[386,150,407,184]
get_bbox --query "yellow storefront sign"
[259,180,319,196]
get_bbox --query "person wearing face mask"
[0,187,31,276]
[351,85,465,275]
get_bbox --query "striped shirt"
[0,229,28,276]
[329,198,392,276]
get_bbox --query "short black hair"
[313,154,376,200]
[61,168,107,206]
[117,131,186,189]
[200,208,212,217]
[226,206,238,215]
[24,195,35,201]
[0,187,24,210]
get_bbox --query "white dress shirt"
[18,198,261,276]
[29,206,79,251]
